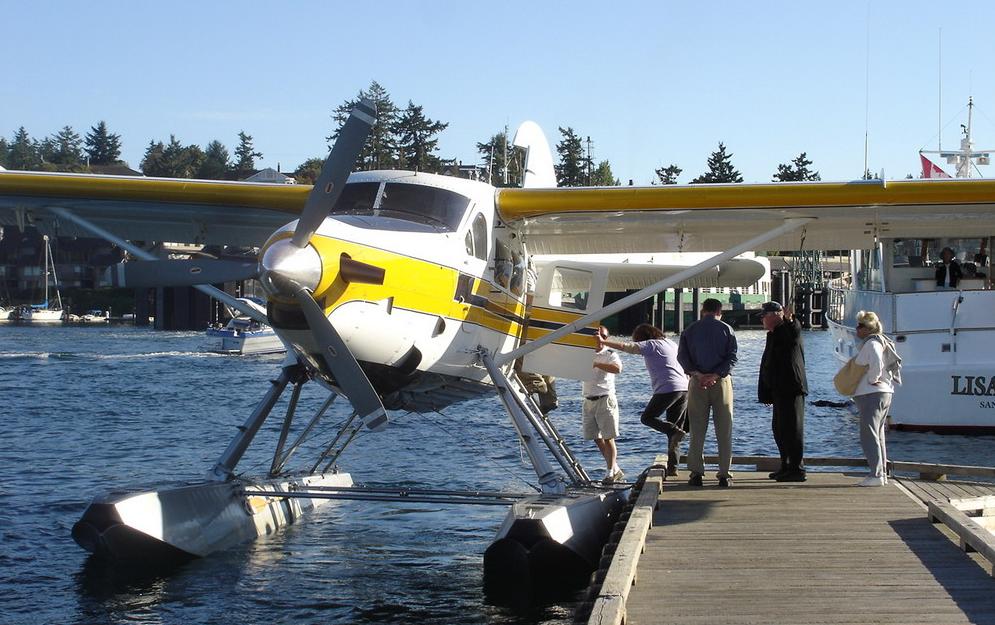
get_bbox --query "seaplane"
[3,99,995,592]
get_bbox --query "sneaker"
[776,470,807,482]
[688,474,703,487]
[602,468,624,485]
[857,475,885,487]
[718,477,732,488]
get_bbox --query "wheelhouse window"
[328,181,470,232]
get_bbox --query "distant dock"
[583,456,995,625]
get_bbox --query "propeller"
[292,283,388,431]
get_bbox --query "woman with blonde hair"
[851,311,902,487]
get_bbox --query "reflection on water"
[0,325,991,624]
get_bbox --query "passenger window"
[494,240,514,289]
[471,213,488,261]
[549,267,592,310]
[464,231,474,256]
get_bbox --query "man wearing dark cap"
[758,301,808,482]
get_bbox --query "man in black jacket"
[758,301,808,482]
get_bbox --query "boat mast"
[921,96,993,178]
[43,235,63,310]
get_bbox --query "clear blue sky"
[3,1,995,184]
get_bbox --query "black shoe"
[768,466,788,480]
[666,460,678,477]
[688,474,703,487]
[718,477,732,488]
[776,470,807,482]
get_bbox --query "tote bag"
[833,358,869,396]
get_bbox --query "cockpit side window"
[471,213,488,261]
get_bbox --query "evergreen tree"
[85,121,123,165]
[233,131,262,177]
[476,130,524,186]
[45,126,85,168]
[554,126,589,187]
[293,157,324,185]
[330,80,399,170]
[140,140,166,176]
[8,127,41,170]
[0,137,8,168]
[655,164,683,185]
[394,100,448,173]
[591,160,619,186]
[772,152,820,182]
[690,142,743,184]
[197,140,231,179]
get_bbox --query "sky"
[4,1,995,185]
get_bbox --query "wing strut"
[45,205,267,323]
[496,218,813,365]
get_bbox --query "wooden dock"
[585,458,995,625]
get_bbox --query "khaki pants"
[686,375,734,479]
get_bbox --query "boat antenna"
[937,28,942,151]
[863,1,871,178]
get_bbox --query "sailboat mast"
[43,235,49,308]
[49,237,63,310]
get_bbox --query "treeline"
[0,79,824,186]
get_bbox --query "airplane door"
[522,261,607,381]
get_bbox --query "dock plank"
[622,471,995,625]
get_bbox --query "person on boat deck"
[584,325,624,484]
[599,323,689,477]
[758,301,809,483]
[677,298,738,488]
[849,311,902,487]
[935,246,963,288]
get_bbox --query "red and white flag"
[920,153,951,179]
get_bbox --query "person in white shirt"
[584,325,624,483]
[850,310,902,487]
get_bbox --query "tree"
[655,164,683,185]
[293,157,324,185]
[233,131,262,177]
[43,126,85,169]
[591,160,619,186]
[330,80,399,170]
[690,142,743,184]
[0,137,7,168]
[197,140,231,179]
[7,127,41,170]
[141,136,204,178]
[394,100,448,173]
[476,130,524,186]
[554,126,589,187]
[772,152,820,182]
[85,121,123,165]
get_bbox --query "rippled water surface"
[0,325,991,624]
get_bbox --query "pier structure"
[583,456,995,625]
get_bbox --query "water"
[0,325,991,625]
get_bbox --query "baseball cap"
[761,301,784,314]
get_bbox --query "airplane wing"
[497,178,995,254]
[0,171,305,247]
[534,256,767,290]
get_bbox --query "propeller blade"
[293,286,388,431]
[291,98,376,249]
[105,259,259,288]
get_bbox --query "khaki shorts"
[583,395,619,440]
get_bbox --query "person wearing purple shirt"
[599,323,689,477]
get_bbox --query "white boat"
[206,297,286,355]
[13,235,65,323]
[79,310,110,323]
[826,99,995,434]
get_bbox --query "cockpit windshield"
[328,181,470,232]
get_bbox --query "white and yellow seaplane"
[4,100,995,589]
